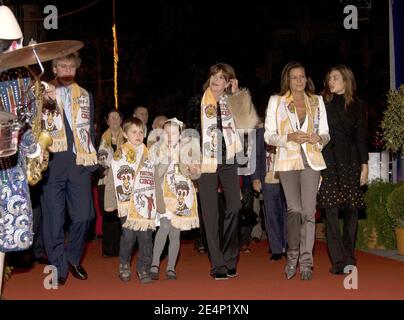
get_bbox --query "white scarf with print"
[200,87,242,173]
[111,142,156,230]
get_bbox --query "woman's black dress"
[317,94,368,210]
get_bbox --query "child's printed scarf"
[111,142,156,231]
[163,161,199,231]
[98,128,125,169]
[52,83,97,166]
[200,87,242,173]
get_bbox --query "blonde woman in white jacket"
[264,61,330,280]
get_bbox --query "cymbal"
[0,40,84,69]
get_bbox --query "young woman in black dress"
[318,65,368,275]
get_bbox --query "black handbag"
[239,201,258,227]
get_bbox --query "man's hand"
[43,83,56,101]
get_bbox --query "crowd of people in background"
[2,53,368,287]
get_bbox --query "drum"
[0,110,20,157]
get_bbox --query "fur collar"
[228,89,258,130]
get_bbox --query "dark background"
[7,0,390,149]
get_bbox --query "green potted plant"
[387,184,404,255]
[381,85,404,154]
[356,180,400,249]
[371,84,404,253]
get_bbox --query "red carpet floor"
[3,240,404,300]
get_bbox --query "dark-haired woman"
[264,61,330,280]
[318,65,368,275]
[186,63,258,280]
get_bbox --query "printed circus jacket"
[264,92,330,172]
[0,69,40,252]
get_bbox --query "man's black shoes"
[270,253,284,261]
[57,276,67,286]
[68,263,88,280]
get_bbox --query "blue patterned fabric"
[0,151,33,252]
[0,77,31,114]
[0,76,34,252]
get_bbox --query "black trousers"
[26,184,45,260]
[198,163,241,275]
[262,183,287,255]
[41,153,94,279]
[194,193,208,250]
[325,207,358,269]
[239,186,254,247]
[98,185,121,256]
[119,218,153,273]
